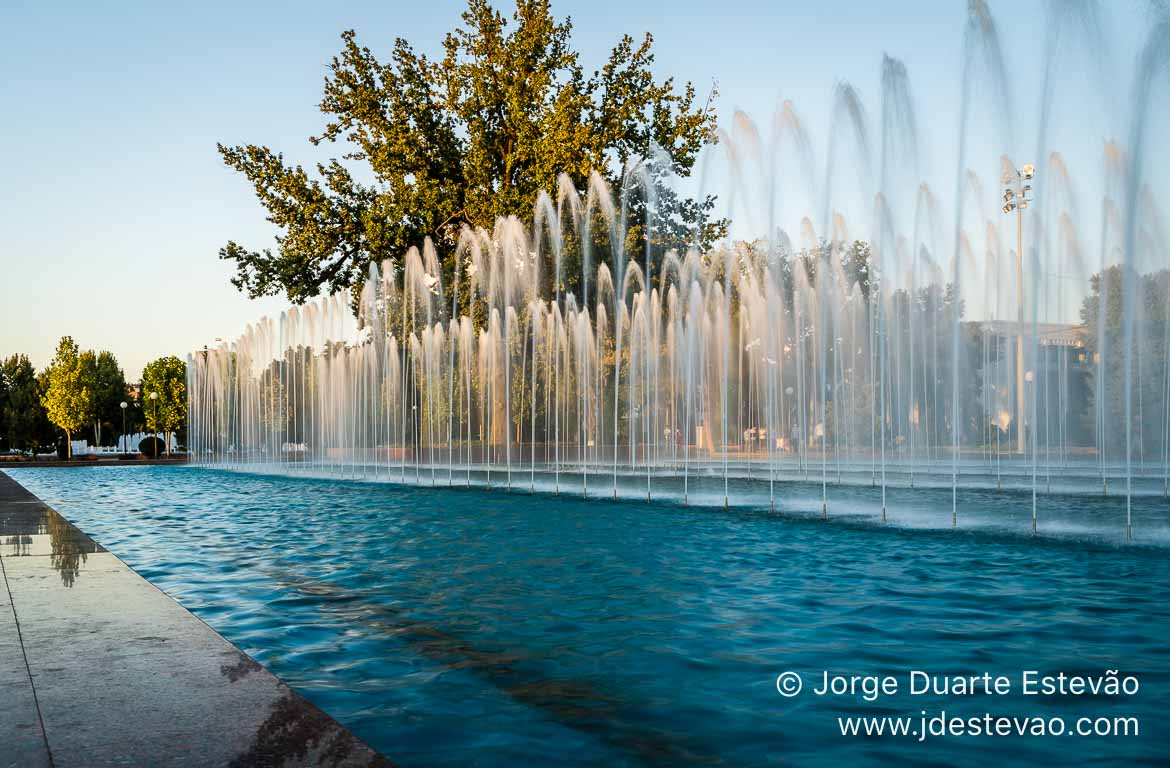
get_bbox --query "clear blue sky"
[0,1,1156,379]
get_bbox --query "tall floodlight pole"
[1002,163,1035,456]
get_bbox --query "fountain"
[188,1,1170,541]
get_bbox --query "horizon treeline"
[0,339,187,455]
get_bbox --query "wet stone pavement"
[0,471,392,768]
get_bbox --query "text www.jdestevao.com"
[837,711,1139,741]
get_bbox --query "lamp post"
[120,401,128,454]
[785,386,796,458]
[744,338,760,455]
[1024,369,1036,533]
[149,392,159,459]
[1003,163,1035,456]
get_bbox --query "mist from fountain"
[188,1,1170,540]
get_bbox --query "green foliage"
[42,337,91,457]
[1080,266,1170,456]
[141,356,187,451]
[0,366,6,448]
[763,239,876,306]
[79,350,128,447]
[711,237,982,449]
[218,0,725,305]
[0,354,53,452]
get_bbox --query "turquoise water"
[7,466,1168,765]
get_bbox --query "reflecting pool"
[6,466,1169,766]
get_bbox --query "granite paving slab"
[0,562,51,768]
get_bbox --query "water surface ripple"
[7,466,1168,766]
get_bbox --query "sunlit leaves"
[218,0,724,306]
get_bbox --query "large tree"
[0,364,7,448]
[1080,266,1170,457]
[79,350,128,448]
[218,0,724,305]
[1,355,53,453]
[42,337,91,459]
[141,356,187,455]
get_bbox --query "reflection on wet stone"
[0,480,103,587]
[6,533,33,556]
[48,510,87,587]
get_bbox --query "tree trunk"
[66,430,72,460]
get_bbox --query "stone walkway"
[0,471,392,768]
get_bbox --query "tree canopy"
[0,354,53,452]
[141,355,187,453]
[218,0,724,304]
[79,350,128,447]
[1080,266,1170,456]
[1,343,158,456]
[41,337,91,458]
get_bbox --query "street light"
[784,386,796,455]
[1002,161,1036,455]
[149,392,159,459]
[120,401,128,453]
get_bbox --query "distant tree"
[42,337,91,458]
[78,350,128,447]
[1,355,52,453]
[0,364,7,448]
[768,239,874,308]
[33,369,58,451]
[125,393,146,437]
[217,0,725,306]
[1080,266,1170,457]
[141,356,187,455]
[842,240,875,303]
